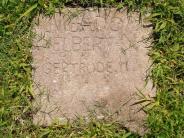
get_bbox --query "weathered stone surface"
[32,8,154,133]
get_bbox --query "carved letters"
[37,11,140,84]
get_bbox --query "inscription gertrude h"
[33,9,153,133]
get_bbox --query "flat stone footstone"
[32,8,154,133]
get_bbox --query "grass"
[0,0,184,137]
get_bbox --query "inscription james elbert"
[33,8,153,133]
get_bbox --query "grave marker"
[33,8,154,133]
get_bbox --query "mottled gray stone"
[32,8,154,133]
